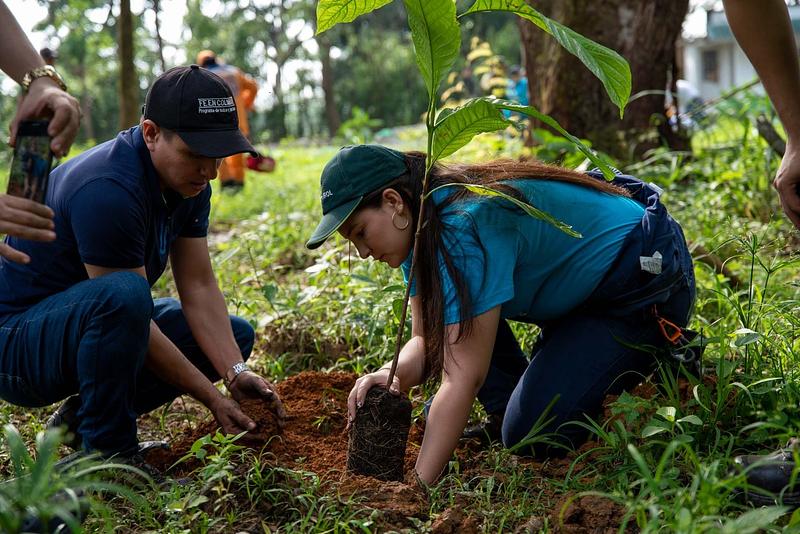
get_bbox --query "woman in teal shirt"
[306,144,695,484]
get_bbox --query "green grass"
[3,101,800,531]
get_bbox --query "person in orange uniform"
[196,50,258,190]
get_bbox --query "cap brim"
[176,128,258,158]
[306,197,361,249]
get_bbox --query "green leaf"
[677,415,703,426]
[462,0,631,116]
[427,183,582,238]
[641,425,668,438]
[316,0,395,34]
[733,327,760,347]
[725,506,789,533]
[431,97,513,162]
[490,98,616,180]
[402,0,461,100]
[656,406,677,422]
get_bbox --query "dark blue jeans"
[0,271,254,456]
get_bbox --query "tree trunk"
[272,67,288,139]
[78,63,96,141]
[117,0,139,129]
[518,0,690,159]
[152,0,167,72]
[318,36,341,138]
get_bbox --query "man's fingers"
[0,242,30,264]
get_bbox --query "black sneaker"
[462,413,503,443]
[46,395,82,450]
[733,438,800,507]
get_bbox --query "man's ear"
[140,119,160,149]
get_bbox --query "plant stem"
[386,97,438,388]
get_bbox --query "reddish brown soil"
[142,370,645,531]
[551,494,636,533]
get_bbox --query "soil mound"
[143,370,634,531]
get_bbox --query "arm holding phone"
[0,0,81,264]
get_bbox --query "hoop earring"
[392,211,410,230]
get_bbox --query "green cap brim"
[305,197,362,249]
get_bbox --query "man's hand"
[9,77,80,158]
[209,395,257,435]
[774,140,800,229]
[228,371,287,427]
[0,194,55,263]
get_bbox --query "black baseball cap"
[143,65,257,158]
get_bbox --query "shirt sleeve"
[69,178,147,269]
[179,188,211,238]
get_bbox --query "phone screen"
[7,121,53,204]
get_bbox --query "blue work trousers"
[0,271,254,456]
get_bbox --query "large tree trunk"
[519,0,689,158]
[78,63,96,141]
[117,0,139,129]
[152,0,167,72]
[318,36,341,138]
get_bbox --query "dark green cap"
[306,144,407,249]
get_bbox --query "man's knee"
[231,316,255,360]
[90,271,153,326]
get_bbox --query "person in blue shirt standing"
[0,65,286,464]
[306,145,696,484]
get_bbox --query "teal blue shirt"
[402,179,645,324]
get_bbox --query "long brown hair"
[358,153,629,381]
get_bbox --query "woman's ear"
[382,188,404,212]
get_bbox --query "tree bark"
[152,0,167,72]
[318,35,341,138]
[117,0,139,129]
[518,0,690,158]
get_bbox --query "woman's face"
[338,188,413,268]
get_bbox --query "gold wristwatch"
[21,65,67,93]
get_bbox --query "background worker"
[197,50,258,190]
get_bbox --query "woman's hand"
[347,367,401,428]
[227,370,287,427]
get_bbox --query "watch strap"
[21,65,67,93]
[224,362,249,387]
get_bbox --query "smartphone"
[7,120,53,204]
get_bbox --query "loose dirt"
[143,371,637,531]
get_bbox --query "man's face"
[141,120,221,198]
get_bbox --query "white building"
[680,5,800,101]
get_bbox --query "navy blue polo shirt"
[0,126,211,316]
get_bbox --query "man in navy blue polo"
[0,65,286,460]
